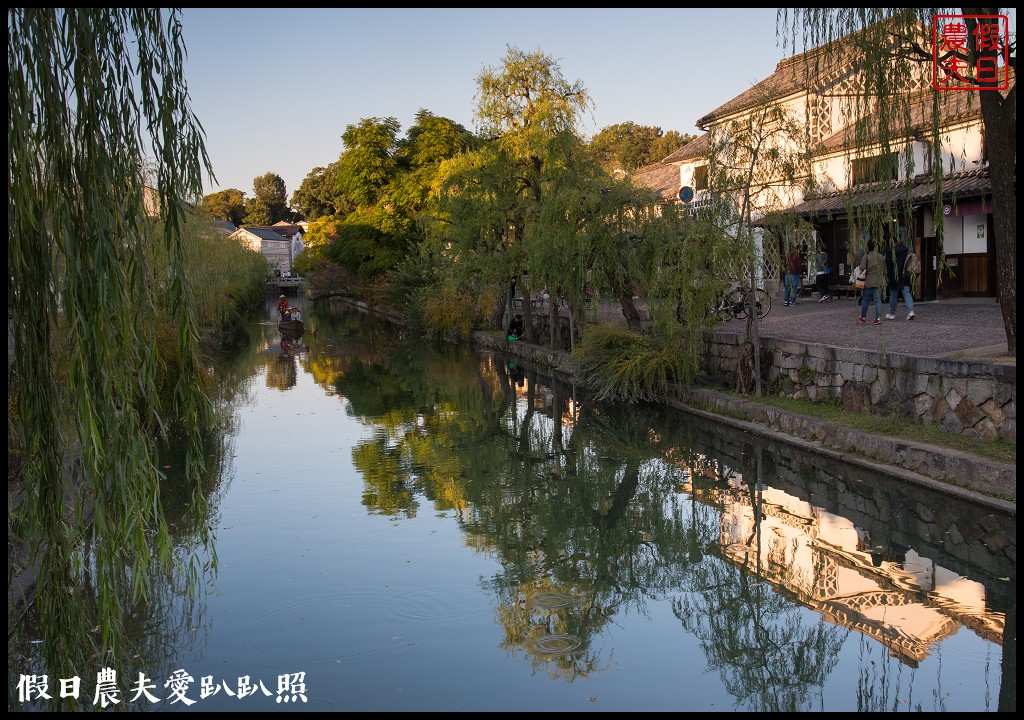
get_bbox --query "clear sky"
[181,8,794,200]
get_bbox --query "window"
[693,164,709,191]
[852,153,898,186]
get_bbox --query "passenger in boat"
[288,306,302,322]
[277,294,289,322]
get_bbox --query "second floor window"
[852,153,898,186]
[694,164,709,191]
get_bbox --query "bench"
[832,283,859,301]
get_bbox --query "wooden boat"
[278,319,305,336]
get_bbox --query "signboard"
[678,186,694,204]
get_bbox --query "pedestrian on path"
[884,239,916,321]
[859,240,884,325]
[784,248,802,306]
[815,251,831,302]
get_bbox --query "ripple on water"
[243,592,406,663]
[526,591,577,610]
[393,588,486,620]
[526,634,583,656]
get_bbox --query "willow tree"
[779,8,1016,356]
[703,95,811,396]
[8,8,213,678]
[472,46,595,345]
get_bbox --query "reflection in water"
[10,297,1014,712]
[317,300,1013,711]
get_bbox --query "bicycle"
[706,285,772,322]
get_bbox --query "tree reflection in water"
[14,301,1008,711]
[321,302,1012,710]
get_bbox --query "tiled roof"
[632,162,680,201]
[237,226,289,242]
[696,19,942,129]
[697,39,856,128]
[819,87,990,153]
[271,221,303,239]
[661,133,711,163]
[790,167,991,217]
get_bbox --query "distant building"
[230,226,298,275]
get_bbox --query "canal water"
[11,297,1015,712]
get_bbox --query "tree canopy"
[198,187,246,226]
[8,6,214,678]
[250,171,290,223]
[589,122,696,173]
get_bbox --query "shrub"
[420,286,477,342]
[572,325,695,402]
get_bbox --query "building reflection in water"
[504,360,1006,670]
[674,449,1003,668]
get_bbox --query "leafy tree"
[649,129,696,163]
[779,8,1016,356]
[198,187,246,226]
[702,93,812,396]
[242,196,273,226]
[464,46,595,345]
[392,109,478,210]
[291,163,352,221]
[337,117,401,207]
[252,171,289,223]
[8,7,213,680]
[589,122,695,172]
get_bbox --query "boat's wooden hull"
[278,319,304,335]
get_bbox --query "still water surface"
[14,297,1015,712]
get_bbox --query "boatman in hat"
[277,294,289,322]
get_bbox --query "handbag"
[853,266,866,290]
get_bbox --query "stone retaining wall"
[702,332,1016,442]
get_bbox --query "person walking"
[815,251,830,302]
[884,239,916,321]
[858,240,884,325]
[784,248,802,306]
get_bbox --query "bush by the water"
[571,325,694,403]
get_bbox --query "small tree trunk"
[492,287,508,330]
[519,275,538,344]
[617,293,643,333]
[548,292,558,349]
[748,267,762,397]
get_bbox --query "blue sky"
[179,8,1016,202]
[181,8,789,199]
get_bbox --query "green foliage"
[198,188,246,226]
[324,206,412,277]
[338,117,401,206]
[291,164,352,221]
[572,325,695,403]
[8,7,217,679]
[252,171,289,223]
[378,251,440,325]
[242,196,273,226]
[589,122,695,172]
[420,285,478,342]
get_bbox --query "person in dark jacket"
[506,314,524,341]
[815,251,830,302]
[859,240,884,325]
[884,240,916,321]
